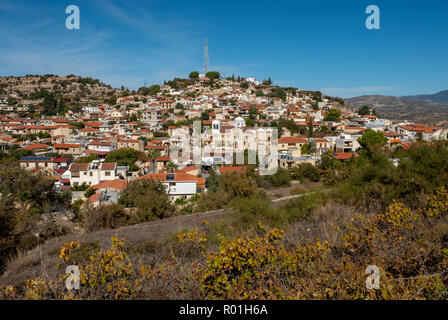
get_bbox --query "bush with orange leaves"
[197,198,448,299]
[2,189,448,300]
[427,186,448,217]
[6,236,199,300]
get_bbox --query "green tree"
[205,169,220,192]
[357,106,371,115]
[301,142,314,155]
[220,172,257,198]
[206,71,220,79]
[37,132,51,139]
[255,90,264,97]
[105,148,137,168]
[261,168,291,187]
[119,179,174,221]
[308,118,314,138]
[358,130,387,151]
[166,161,178,172]
[201,111,210,121]
[317,151,335,170]
[324,108,342,122]
[84,188,96,199]
[291,163,320,182]
[189,71,199,79]
[270,87,286,100]
[148,85,161,96]
[8,149,34,161]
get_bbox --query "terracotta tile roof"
[344,126,365,132]
[101,162,116,170]
[278,137,308,144]
[20,143,50,150]
[80,128,100,132]
[87,192,102,204]
[361,115,377,119]
[139,172,205,187]
[90,179,127,191]
[69,163,89,171]
[181,166,198,173]
[53,143,81,149]
[382,131,400,137]
[89,141,112,146]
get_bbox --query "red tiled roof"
[181,166,198,173]
[100,162,116,171]
[69,163,89,171]
[278,137,308,144]
[139,172,205,187]
[89,141,112,146]
[87,192,102,204]
[20,143,50,150]
[89,179,127,191]
[53,143,81,149]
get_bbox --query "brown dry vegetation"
[1,140,448,299]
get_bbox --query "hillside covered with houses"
[1,73,448,300]
[1,73,446,207]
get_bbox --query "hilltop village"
[0,72,446,207]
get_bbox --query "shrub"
[260,168,291,187]
[291,163,320,182]
[119,179,175,221]
[86,204,136,232]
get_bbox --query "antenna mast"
[204,38,209,75]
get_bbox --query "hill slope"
[346,95,448,125]
[402,90,448,104]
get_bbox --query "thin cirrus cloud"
[0,0,204,89]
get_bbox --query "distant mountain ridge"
[346,93,448,125]
[401,90,448,104]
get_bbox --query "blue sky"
[0,0,447,98]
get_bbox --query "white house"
[68,161,123,186]
[139,172,205,200]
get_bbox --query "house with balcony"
[68,161,123,187]
[142,109,163,123]
[335,133,360,153]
